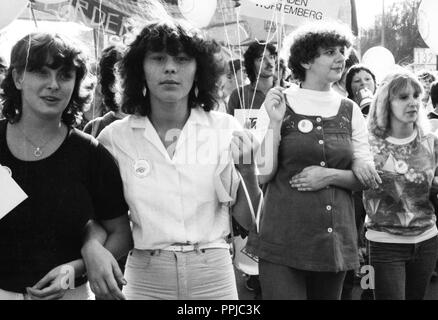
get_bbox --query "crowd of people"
[1,6,438,301]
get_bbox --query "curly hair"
[345,64,377,100]
[367,70,429,138]
[431,80,438,107]
[98,45,124,112]
[120,19,225,115]
[283,22,354,82]
[243,41,276,84]
[0,33,89,126]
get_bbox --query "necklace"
[16,125,60,158]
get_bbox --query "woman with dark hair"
[246,23,380,300]
[83,45,125,137]
[363,71,438,300]
[93,19,261,300]
[346,64,377,116]
[0,33,132,300]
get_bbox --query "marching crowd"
[0,7,438,301]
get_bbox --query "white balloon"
[178,0,217,29]
[36,0,66,4]
[0,0,28,32]
[247,0,276,6]
[418,0,438,55]
[362,46,396,84]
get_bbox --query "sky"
[355,0,407,28]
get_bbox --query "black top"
[0,119,128,293]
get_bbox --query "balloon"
[36,0,66,4]
[418,0,438,55]
[362,46,396,84]
[247,0,276,6]
[178,0,217,29]
[0,0,28,32]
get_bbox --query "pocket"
[201,249,233,268]
[126,250,152,270]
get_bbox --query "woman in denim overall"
[246,23,380,300]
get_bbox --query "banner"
[240,0,344,27]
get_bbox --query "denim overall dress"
[247,98,359,272]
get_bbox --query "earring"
[194,85,199,98]
[142,86,147,97]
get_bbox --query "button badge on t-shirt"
[133,159,151,178]
[298,119,313,134]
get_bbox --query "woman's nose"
[164,57,177,73]
[47,74,60,90]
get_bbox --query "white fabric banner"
[0,165,28,221]
[240,0,344,27]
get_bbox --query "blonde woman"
[363,71,438,300]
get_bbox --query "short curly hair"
[368,70,429,138]
[345,64,377,100]
[243,41,276,84]
[283,23,354,82]
[98,45,124,113]
[0,33,89,126]
[120,19,225,115]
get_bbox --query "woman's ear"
[12,69,23,90]
[300,62,311,70]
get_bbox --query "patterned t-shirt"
[363,131,438,236]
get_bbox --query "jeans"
[369,236,438,300]
[123,248,238,300]
[259,258,346,300]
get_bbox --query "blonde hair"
[367,70,430,138]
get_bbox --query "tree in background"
[359,0,427,65]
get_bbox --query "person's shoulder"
[70,127,100,150]
[203,109,242,130]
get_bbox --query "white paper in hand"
[0,165,28,220]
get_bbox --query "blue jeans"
[369,236,438,300]
[259,258,346,300]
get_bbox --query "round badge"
[395,160,408,175]
[1,166,12,176]
[133,160,151,178]
[298,119,314,134]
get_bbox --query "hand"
[264,87,286,125]
[289,166,331,192]
[352,160,382,189]
[26,264,75,300]
[231,130,260,169]
[81,241,126,300]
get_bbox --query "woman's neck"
[252,76,273,95]
[301,77,332,92]
[149,98,190,131]
[389,122,415,139]
[17,112,64,137]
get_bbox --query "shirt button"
[319,140,324,145]
[320,161,326,167]
[326,205,332,211]
[316,118,322,123]
[328,228,333,233]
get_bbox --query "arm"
[289,166,364,192]
[230,130,262,231]
[81,215,133,300]
[256,87,286,185]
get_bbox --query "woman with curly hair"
[91,19,261,300]
[83,45,125,137]
[246,22,380,299]
[363,71,438,300]
[0,33,132,300]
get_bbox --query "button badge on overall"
[298,119,313,133]
[134,160,151,178]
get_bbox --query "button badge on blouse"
[134,159,151,178]
[394,160,408,175]
[298,119,313,133]
[1,166,12,176]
